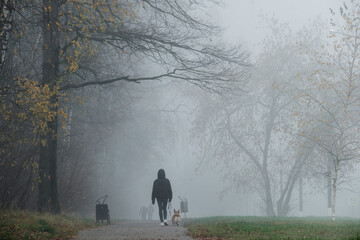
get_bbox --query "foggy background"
[94,0,360,220]
[2,0,360,220]
[103,81,360,219]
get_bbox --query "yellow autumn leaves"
[59,1,137,73]
[5,78,69,147]
[66,38,96,73]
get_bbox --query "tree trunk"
[263,173,275,216]
[331,163,339,221]
[38,102,60,213]
[327,158,332,217]
[276,168,300,216]
[299,170,303,217]
[262,108,275,217]
[38,0,60,213]
[0,0,14,74]
[276,148,311,217]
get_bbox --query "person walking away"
[151,169,172,226]
[139,206,147,221]
[147,203,154,220]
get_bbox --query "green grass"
[0,210,99,240]
[185,216,360,240]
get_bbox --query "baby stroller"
[95,195,110,224]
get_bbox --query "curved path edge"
[74,220,194,240]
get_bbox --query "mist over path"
[74,220,193,240]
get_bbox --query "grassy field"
[0,210,99,240]
[185,216,360,240]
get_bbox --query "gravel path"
[74,220,194,240]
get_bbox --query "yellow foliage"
[1,78,68,148]
[2,0,137,159]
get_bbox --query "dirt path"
[74,220,194,240]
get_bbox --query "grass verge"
[185,216,360,240]
[0,210,99,240]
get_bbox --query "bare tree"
[300,1,360,220]
[192,19,322,216]
[1,0,249,212]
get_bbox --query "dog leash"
[167,201,172,217]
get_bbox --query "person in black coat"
[151,169,172,226]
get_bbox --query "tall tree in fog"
[0,0,15,73]
[0,0,44,209]
[193,19,322,216]
[0,1,248,212]
[299,0,360,221]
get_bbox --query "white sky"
[215,0,341,48]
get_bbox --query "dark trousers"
[156,198,168,222]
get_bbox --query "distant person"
[151,169,172,226]
[139,206,147,220]
[147,203,154,220]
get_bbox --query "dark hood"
[157,169,165,179]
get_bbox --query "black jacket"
[151,169,172,203]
